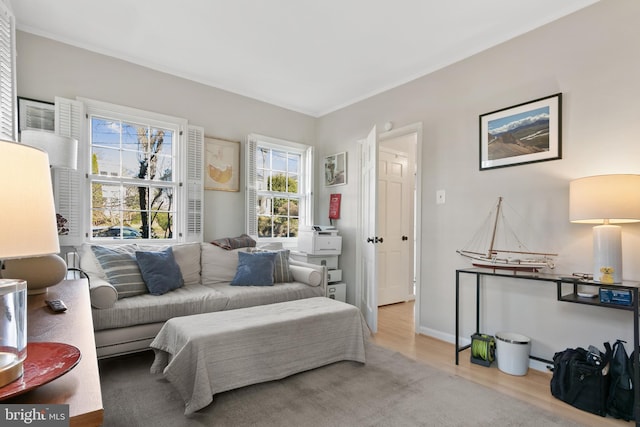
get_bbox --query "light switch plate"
[436,190,445,204]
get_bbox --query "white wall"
[315,0,640,358]
[15,0,640,359]
[15,31,316,242]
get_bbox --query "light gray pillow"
[91,244,147,299]
[171,243,201,286]
[201,243,241,285]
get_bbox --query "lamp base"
[593,224,622,283]
[0,355,23,388]
[1,254,67,294]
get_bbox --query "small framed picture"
[479,93,562,171]
[205,137,240,191]
[17,97,55,134]
[324,152,347,186]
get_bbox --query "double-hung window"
[53,97,203,245]
[89,114,179,240]
[246,134,313,244]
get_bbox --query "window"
[0,0,16,140]
[89,115,178,240]
[247,134,313,243]
[54,97,203,245]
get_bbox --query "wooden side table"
[5,279,104,426]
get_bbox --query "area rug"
[99,342,580,427]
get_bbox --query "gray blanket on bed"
[150,297,369,414]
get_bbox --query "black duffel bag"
[550,343,612,417]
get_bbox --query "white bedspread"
[150,297,369,414]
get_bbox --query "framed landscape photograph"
[479,93,562,171]
[17,97,55,134]
[205,137,240,191]
[324,152,347,186]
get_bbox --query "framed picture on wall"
[479,93,562,171]
[324,152,347,186]
[205,136,240,191]
[17,97,55,134]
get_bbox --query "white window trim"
[0,0,16,141]
[55,97,203,246]
[246,133,313,246]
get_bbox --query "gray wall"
[16,31,316,242]
[16,0,640,358]
[315,0,640,357]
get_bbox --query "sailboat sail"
[457,197,556,271]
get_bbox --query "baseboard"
[417,326,548,373]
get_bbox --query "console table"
[5,278,104,426]
[455,268,640,426]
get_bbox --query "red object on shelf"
[0,342,81,400]
[329,194,341,219]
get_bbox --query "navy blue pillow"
[135,247,184,295]
[230,251,277,286]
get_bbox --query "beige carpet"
[99,342,581,426]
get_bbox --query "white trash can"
[495,332,531,376]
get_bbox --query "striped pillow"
[91,245,147,299]
[250,248,293,283]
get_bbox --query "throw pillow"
[250,248,293,283]
[230,251,277,286]
[211,233,256,250]
[135,248,184,295]
[201,243,241,285]
[91,244,147,299]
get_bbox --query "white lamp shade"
[20,130,78,170]
[570,174,640,224]
[0,140,60,259]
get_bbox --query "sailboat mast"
[487,197,502,258]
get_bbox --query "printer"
[297,225,342,255]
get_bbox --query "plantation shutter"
[0,0,16,140]
[54,97,85,246]
[184,125,204,242]
[246,134,257,237]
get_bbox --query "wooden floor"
[371,301,631,427]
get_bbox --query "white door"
[359,126,378,333]
[378,147,413,306]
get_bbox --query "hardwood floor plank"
[371,301,629,427]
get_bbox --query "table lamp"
[569,174,640,283]
[0,140,60,387]
[1,130,77,294]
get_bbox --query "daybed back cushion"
[78,243,108,280]
[91,244,147,299]
[201,243,242,285]
[171,243,201,286]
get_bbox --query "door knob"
[375,237,384,243]
[402,235,408,241]
[367,237,374,243]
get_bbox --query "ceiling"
[12,0,598,117]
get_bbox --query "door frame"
[357,122,423,332]
[379,123,422,330]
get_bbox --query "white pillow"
[201,243,242,285]
[289,264,322,287]
[89,278,118,309]
[171,243,201,286]
[78,243,107,280]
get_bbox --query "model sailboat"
[457,197,557,271]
